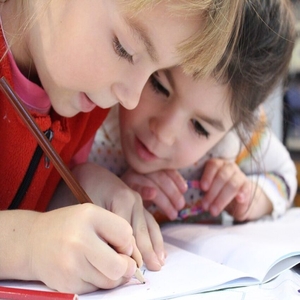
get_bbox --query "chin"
[134,164,161,175]
[53,106,78,118]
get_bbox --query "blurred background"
[271,0,300,206]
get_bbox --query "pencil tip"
[134,268,145,284]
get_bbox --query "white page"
[2,268,299,300]
[1,209,300,299]
[162,209,300,281]
[78,243,254,300]
[0,243,256,300]
[173,267,300,300]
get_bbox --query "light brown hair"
[217,0,296,143]
[123,0,244,79]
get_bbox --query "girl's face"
[23,0,201,117]
[119,67,233,174]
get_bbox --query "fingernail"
[210,205,218,216]
[181,181,188,192]
[170,210,178,220]
[202,202,208,211]
[159,253,165,265]
[201,180,209,191]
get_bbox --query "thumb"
[131,184,157,200]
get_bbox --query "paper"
[1,208,300,300]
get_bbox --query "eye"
[113,37,133,64]
[149,74,170,97]
[191,119,209,138]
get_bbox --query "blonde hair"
[123,0,244,79]
[3,0,243,79]
[0,0,51,49]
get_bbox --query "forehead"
[122,1,203,67]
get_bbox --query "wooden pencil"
[0,76,145,284]
[0,76,92,205]
[134,267,145,284]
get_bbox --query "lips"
[80,93,96,113]
[134,137,158,162]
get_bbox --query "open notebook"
[1,208,300,300]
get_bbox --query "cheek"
[175,147,206,169]
[46,37,115,91]
[121,96,153,128]
[173,139,217,169]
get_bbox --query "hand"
[122,168,187,220]
[225,181,273,221]
[0,206,138,294]
[72,163,165,271]
[199,158,272,221]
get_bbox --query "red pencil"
[0,286,78,300]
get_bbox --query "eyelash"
[191,119,209,138]
[150,74,209,138]
[149,74,170,97]
[113,37,133,64]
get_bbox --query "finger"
[128,181,157,200]
[201,162,236,210]
[99,197,144,271]
[235,181,251,203]
[225,184,252,220]
[164,169,188,193]
[201,179,225,211]
[140,186,157,200]
[85,228,135,281]
[83,252,135,290]
[88,205,135,257]
[209,172,245,216]
[148,172,185,211]
[227,199,250,221]
[151,191,180,220]
[144,209,165,265]
[131,204,162,271]
[130,236,143,268]
[200,159,224,191]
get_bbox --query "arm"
[236,126,297,219]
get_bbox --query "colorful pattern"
[265,173,290,199]
[235,111,267,166]
[148,183,221,224]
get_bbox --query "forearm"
[247,173,295,218]
[48,163,113,211]
[238,127,297,218]
[0,209,40,280]
[71,162,119,205]
[245,184,273,220]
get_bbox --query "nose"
[112,72,150,110]
[149,112,179,146]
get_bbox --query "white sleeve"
[237,127,297,218]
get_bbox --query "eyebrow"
[125,17,159,63]
[164,69,226,132]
